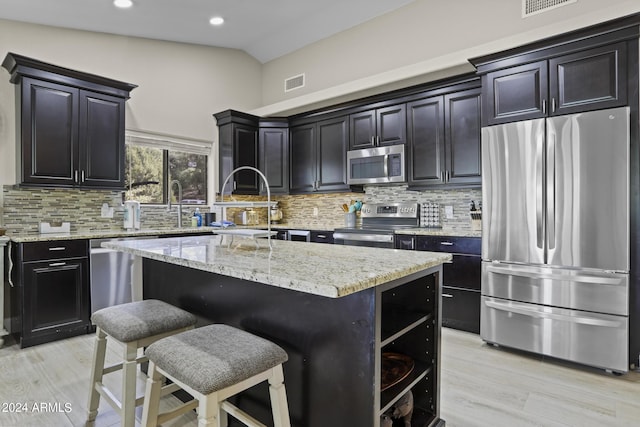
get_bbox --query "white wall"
[256,0,640,116]
[0,19,263,189]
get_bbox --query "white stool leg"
[198,391,222,427]
[141,361,163,427]
[121,341,139,427]
[268,365,291,427]
[86,327,108,423]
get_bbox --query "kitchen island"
[103,235,451,427]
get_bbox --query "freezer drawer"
[482,262,628,316]
[481,296,628,372]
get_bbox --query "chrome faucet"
[168,180,183,228]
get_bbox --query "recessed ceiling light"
[114,0,133,8]
[209,16,225,26]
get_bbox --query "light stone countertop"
[102,235,452,298]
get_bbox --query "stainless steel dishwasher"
[89,236,157,314]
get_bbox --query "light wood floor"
[0,328,639,426]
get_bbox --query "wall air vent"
[284,73,305,92]
[522,0,576,17]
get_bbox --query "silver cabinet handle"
[376,136,380,146]
[442,293,454,298]
[440,241,454,246]
[48,247,66,251]
[551,98,557,113]
[74,170,79,183]
[316,234,327,238]
[81,170,85,183]
[371,136,375,145]
[542,99,547,114]
[49,262,66,267]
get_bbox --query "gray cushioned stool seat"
[145,324,289,395]
[91,299,197,342]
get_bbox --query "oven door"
[333,232,395,248]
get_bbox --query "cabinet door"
[349,110,376,149]
[407,96,445,186]
[289,124,316,193]
[549,42,627,116]
[317,116,349,192]
[20,78,79,187]
[376,104,406,146]
[233,124,259,194]
[259,127,289,194]
[22,258,89,346]
[444,88,481,186]
[441,287,480,334]
[79,91,126,188]
[483,61,547,125]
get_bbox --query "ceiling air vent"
[522,0,576,17]
[284,73,305,92]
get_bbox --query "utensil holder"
[345,212,356,227]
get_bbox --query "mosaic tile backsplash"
[3,184,481,234]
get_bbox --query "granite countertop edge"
[102,236,452,298]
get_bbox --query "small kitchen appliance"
[123,200,141,230]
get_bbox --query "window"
[124,131,211,205]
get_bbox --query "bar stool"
[86,299,197,427]
[141,324,291,427]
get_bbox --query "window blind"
[125,129,212,156]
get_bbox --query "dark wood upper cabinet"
[477,39,628,126]
[317,116,349,192]
[289,123,316,193]
[549,42,627,116]
[482,61,547,125]
[289,116,349,194]
[444,88,482,186]
[407,96,444,185]
[214,110,260,195]
[79,91,126,188]
[349,104,406,149]
[2,52,136,189]
[408,86,481,188]
[259,119,289,194]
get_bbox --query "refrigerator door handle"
[535,130,545,250]
[484,299,623,328]
[485,264,626,286]
[547,130,556,252]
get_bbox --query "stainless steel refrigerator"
[481,106,630,373]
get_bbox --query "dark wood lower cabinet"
[411,235,481,334]
[10,240,91,348]
[441,286,480,334]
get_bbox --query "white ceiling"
[0,0,416,63]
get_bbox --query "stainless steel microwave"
[347,144,406,185]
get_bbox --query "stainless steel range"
[333,202,419,248]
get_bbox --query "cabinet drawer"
[22,239,88,262]
[442,286,480,334]
[311,231,334,244]
[416,235,480,255]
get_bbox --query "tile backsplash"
[2,186,206,233]
[2,184,481,234]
